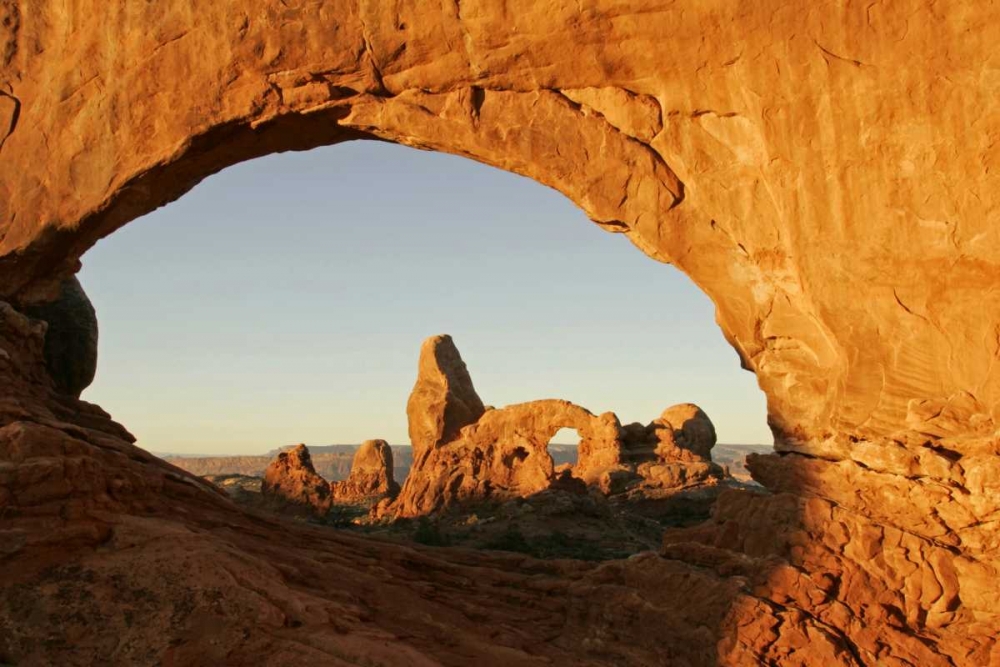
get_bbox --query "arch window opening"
[549,427,581,468]
[78,139,771,559]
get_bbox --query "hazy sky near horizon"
[78,141,771,455]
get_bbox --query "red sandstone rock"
[655,403,717,460]
[1,3,999,664]
[388,337,731,517]
[331,439,400,503]
[261,444,332,515]
[406,335,485,460]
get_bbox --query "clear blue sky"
[78,140,770,455]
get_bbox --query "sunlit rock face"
[22,277,98,398]
[330,439,400,504]
[261,444,333,515]
[0,1,998,664]
[406,335,485,460]
[388,336,728,518]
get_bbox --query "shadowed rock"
[23,276,97,397]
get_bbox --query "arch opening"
[549,427,581,468]
[78,140,771,461]
[68,139,772,564]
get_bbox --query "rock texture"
[579,403,727,498]
[330,439,400,504]
[656,403,717,460]
[387,336,728,518]
[261,444,332,515]
[5,2,1000,449]
[260,441,399,514]
[23,276,97,397]
[1,2,999,664]
[407,335,485,459]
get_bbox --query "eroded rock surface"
[387,336,729,518]
[331,439,400,504]
[23,276,97,397]
[407,335,485,459]
[1,2,999,664]
[261,444,332,515]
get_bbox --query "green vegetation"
[412,518,451,547]
[482,528,622,561]
[482,526,532,554]
[321,503,370,528]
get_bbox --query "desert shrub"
[413,518,450,546]
[482,526,532,554]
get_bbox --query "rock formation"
[1,2,998,664]
[407,335,485,458]
[22,276,97,397]
[261,441,400,512]
[578,403,727,497]
[655,403,717,460]
[387,336,727,517]
[260,444,332,515]
[167,444,415,483]
[330,439,400,503]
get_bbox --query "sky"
[78,140,771,455]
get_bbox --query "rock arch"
[393,335,626,516]
[0,2,998,664]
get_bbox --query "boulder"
[331,439,400,503]
[23,276,98,397]
[260,444,331,515]
[655,404,717,460]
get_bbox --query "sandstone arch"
[1,2,999,665]
[393,335,627,516]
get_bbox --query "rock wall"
[261,443,333,515]
[0,1,998,664]
[2,1,999,446]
